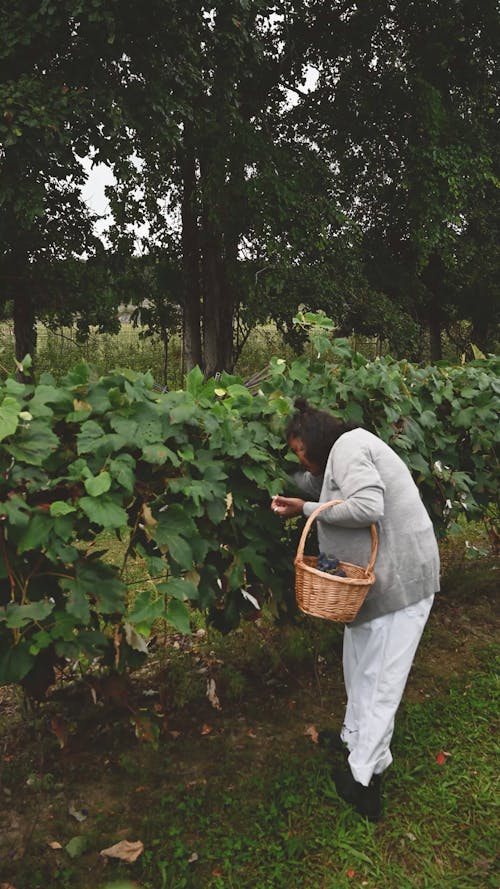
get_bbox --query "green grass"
[3,636,497,889]
[0,320,294,386]
[117,664,499,889]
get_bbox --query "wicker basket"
[294,499,378,622]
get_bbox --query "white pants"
[340,595,434,787]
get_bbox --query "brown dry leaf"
[48,841,63,850]
[246,728,257,739]
[141,502,158,531]
[1,884,18,889]
[50,717,69,749]
[225,492,234,518]
[73,399,92,412]
[305,725,319,744]
[169,730,181,739]
[206,678,222,711]
[100,840,144,863]
[201,723,213,735]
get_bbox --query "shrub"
[0,315,498,690]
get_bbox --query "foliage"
[0,360,293,688]
[2,1,499,372]
[0,0,132,371]
[0,315,498,687]
[293,0,500,357]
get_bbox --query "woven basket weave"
[294,499,378,622]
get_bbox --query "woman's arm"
[291,469,324,499]
[303,441,385,528]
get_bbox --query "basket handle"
[295,499,378,576]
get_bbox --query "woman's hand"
[270,495,305,518]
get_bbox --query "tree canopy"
[1,0,498,374]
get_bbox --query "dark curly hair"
[285,398,360,472]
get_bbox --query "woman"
[271,398,440,821]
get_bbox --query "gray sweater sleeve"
[291,469,324,499]
[303,437,385,528]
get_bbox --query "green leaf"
[154,505,197,542]
[79,495,127,529]
[84,471,112,496]
[169,400,197,424]
[343,402,364,424]
[408,453,430,475]
[65,579,91,623]
[0,495,30,527]
[108,454,136,492]
[142,443,179,465]
[157,576,199,601]
[0,395,20,442]
[288,361,309,383]
[166,535,193,569]
[206,497,227,524]
[65,836,88,859]
[165,598,191,634]
[17,513,53,552]
[454,407,476,427]
[242,465,269,486]
[5,420,58,465]
[50,501,76,516]
[186,365,205,396]
[72,562,126,615]
[127,589,165,633]
[1,600,55,628]
[0,641,34,684]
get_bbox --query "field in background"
[0,322,297,386]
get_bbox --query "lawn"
[0,554,498,889]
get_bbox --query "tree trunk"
[422,253,444,362]
[13,287,37,383]
[470,317,490,354]
[200,157,237,378]
[179,133,202,373]
[161,326,169,387]
[428,309,443,362]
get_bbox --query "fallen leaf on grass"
[246,728,257,738]
[304,725,319,744]
[100,840,144,863]
[48,841,63,850]
[51,717,69,749]
[206,678,222,710]
[435,750,452,765]
[65,836,88,859]
[130,713,160,748]
[1,883,17,888]
[68,801,88,822]
[346,868,356,878]
[212,868,223,877]
[188,852,199,863]
[201,723,213,735]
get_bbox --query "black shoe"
[332,767,382,821]
[318,729,348,753]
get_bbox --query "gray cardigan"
[293,428,440,624]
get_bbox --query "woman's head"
[285,398,358,474]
